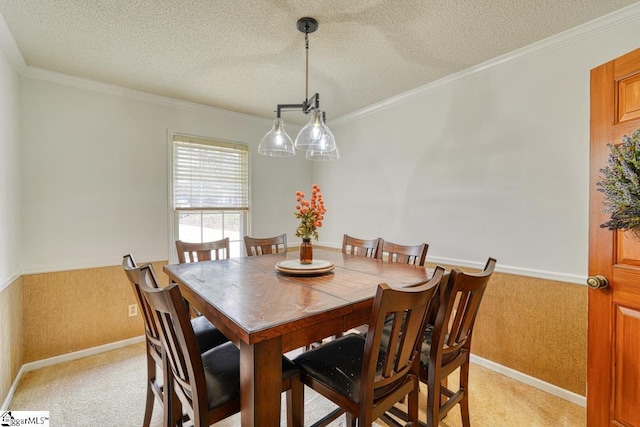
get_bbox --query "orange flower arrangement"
[295,184,326,241]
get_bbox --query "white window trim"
[167,130,251,264]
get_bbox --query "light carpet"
[8,342,585,426]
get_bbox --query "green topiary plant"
[598,128,640,236]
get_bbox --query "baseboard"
[1,335,145,411]
[1,364,25,411]
[470,354,586,408]
[2,336,585,411]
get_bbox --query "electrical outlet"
[128,304,138,317]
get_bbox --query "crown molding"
[0,11,269,126]
[0,10,26,73]
[331,1,640,126]
[21,65,273,124]
[0,10,268,126]
[4,3,640,130]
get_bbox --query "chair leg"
[143,354,156,427]
[426,368,441,427]
[345,412,357,426]
[168,385,183,427]
[459,362,471,427]
[286,377,304,427]
[407,380,420,426]
[162,387,172,427]
[143,383,154,427]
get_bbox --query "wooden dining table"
[163,248,433,427]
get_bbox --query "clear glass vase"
[300,238,313,264]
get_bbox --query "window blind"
[173,135,249,210]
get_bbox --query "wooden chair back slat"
[244,234,287,256]
[342,234,381,258]
[176,238,230,263]
[377,240,429,266]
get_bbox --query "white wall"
[0,33,20,288]
[14,5,640,279]
[315,7,640,283]
[19,77,308,273]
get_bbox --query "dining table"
[163,248,434,427]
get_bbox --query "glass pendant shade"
[306,122,339,161]
[294,109,325,151]
[260,19,338,160]
[258,118,295,157]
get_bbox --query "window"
[171,134,249,259]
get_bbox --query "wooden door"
[589,47,640,427]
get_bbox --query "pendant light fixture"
[258,17,339,161]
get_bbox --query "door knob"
[586,275,609,289]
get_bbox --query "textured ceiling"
[0,0,637,124]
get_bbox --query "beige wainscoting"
[425,261,587,396]
[19,259,587,397]
[0,277,23,404]
[471,271,587,396]
[21,261,168,363]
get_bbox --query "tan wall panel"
[471,272,587,396]
[0,277,23,404]
[425,262,587,396]
[22,261,168,362]
[20,257,587,397]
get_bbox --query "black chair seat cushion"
[419,325,434,368]
[293,334,388,404]
[200,342,298,410]
[191,315,229,352]
[419,325,458,368]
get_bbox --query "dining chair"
[175,239,229,317]
[122,255,229,427]
[308,233,379,348]
[176,238,230,263]
[244,233,287,256]
[376,240,429,266]
[138,265,303,427]
[349,240,429,337]
[342,234,381,258]
[388,258,496,427]
[293,266,445,427]
[421,258,495,427]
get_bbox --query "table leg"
[240,337,283,426]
